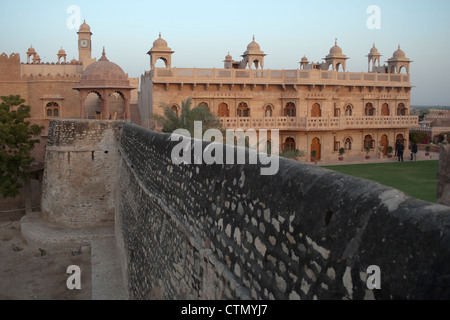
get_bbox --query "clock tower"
[77,20,96,68]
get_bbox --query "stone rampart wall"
[41,119,125,227]
[116,123,450,300]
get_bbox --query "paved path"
[19,212,126,300]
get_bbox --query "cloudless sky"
[1,0,449,105]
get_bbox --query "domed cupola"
[242,36,266,69]
[324,39,349,71]
[387,45,412,74]
[147,33,175,69]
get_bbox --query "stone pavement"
[20,212,126,300]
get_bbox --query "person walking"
[397,143,405,162]
[411,142,418,161]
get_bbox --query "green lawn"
[322,160,439,203]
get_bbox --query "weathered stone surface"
[437,145,450,206]
[116,123,450,300]
[41,119,125,227]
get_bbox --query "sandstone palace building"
[138,35,419,161]
[0,21,139,162]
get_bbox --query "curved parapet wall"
[41,119,125,227]
[116,123,450,300]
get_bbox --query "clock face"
[80,39,89,48]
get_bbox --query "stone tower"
[77,20,96,68]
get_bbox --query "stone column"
[103,96,110,120]
[80,98,86,119]
[124,98,131,120]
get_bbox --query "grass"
[322,160,439,203]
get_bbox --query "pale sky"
[1,0,449,106]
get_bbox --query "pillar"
[103,97,110,120]
[80,98,86,119]
[125,99,131,120]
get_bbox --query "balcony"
[219,115,419,131]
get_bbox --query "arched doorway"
[380,135,389,155]
[284,102,296,117]
[345,105,353,117]
[381,103,390,116]
[365,103,375,116]
[397,103,407,116]
[396,134,405,145]
[171,105,179,116]
[218,103,229,117]
[284,137,296,152]
[311,103,321,117]
[237,102,250,117]
[311,138,321,160]
[265,105,273,117]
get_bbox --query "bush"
[410,130,431,144]
[281,149,305,160]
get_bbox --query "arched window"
[284,102,296,117]
[381,103,390,116]
[171,105,179,116]
[397,103,407,116]
[364,135,375,149]
[265,105,273,117]
[237,102,250,117]
[345,137,352,150]
[345,105,353,117]
[311,103,321,117]
[283,137,296,152]
[365,103,375,116]
[46,102,60,118]
[198,102,209,110]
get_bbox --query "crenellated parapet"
[21,73,82,81]
[0,52,21,81]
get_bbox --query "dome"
[329,40,343,56]
[225,52,233,61]
[301,56,308,62]
[369,43,380,55]
[247,36,261,52]
[27,46,36,54]
[152,33,169,49]
[58,48,66,55]
[78,20,91,33]
[393,45,406,59]
[78,48,131,88]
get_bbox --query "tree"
[153,98,223,136]
[0,95,44,198]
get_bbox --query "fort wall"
[116,122,450,300]
[41,119,125,227]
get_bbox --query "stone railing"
[220,115,419,131]
[151,68,410,86]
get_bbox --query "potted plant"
[387,146,393,158]
[338,148,345,161]
[311,150,317,163]
[425,145,431,157]
[365,146,371,159]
